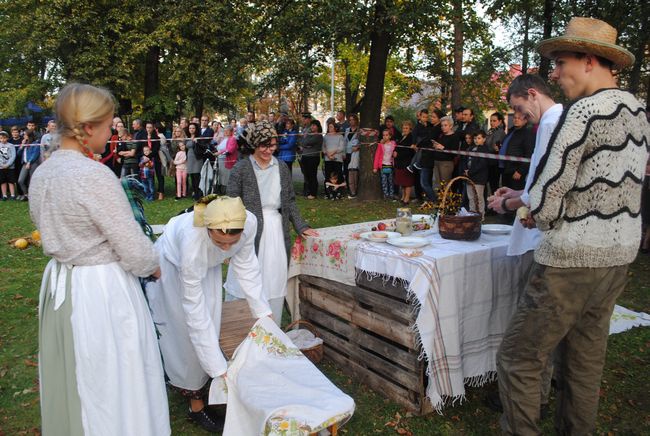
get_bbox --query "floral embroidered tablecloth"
[289,221,381,286]
[286,220,389,317]
[209,317,355,435]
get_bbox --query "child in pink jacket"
[373,129,397,199]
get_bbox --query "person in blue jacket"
[17,130,40,201]
[277,118,298,175]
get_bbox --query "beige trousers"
[497,262,628,436]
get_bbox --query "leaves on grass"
[23,359,37,367]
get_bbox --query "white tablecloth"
[288,221,532,411]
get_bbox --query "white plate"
[482,224,513,235]
[360,231,401,242]
[386,236,430,248]
[360,231,399,242]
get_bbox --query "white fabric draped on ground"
[610,305,650,334]
[209,317,355,435]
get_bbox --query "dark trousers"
[14,162,24,195]
[413,168,423,200]
[154,159,164,194]
[301,155,320,197]
[189,173,202,199]
[343,153,351,185]
[487,165,501,196]
[323,161,343,181]
[282,160,294,177]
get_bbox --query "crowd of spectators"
[0,106,538,213]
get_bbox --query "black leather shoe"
[188,408,224,433]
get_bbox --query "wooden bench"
[220,300,257,359]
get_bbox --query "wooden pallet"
[298,274,432,415]
[220,300,257,359]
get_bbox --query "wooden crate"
[298,274,432,415]
[220,300,257,359]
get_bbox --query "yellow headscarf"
[193,196,247,231]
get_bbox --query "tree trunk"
[451,0,463,110]
[301,80,310,113]
[358,1,392,201]
[521,9,530,73]
[144,46,160,104]
[194,95,204,118]
[628,8,648,95]
[538,0,553,79]
[344,59,353,114]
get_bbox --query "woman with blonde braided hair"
[28,83,170,435]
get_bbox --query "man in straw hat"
[146,196,272,433]
[496,17,650,435]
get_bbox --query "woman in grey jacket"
[299,120,323,199]
[225,120,318,324]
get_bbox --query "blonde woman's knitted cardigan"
[529,88,650,268]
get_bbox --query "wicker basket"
[284,320,323,364]
[438,176,482,241]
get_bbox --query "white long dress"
[225,157,288,325]
[146,210,272,390]
[29,149,170,436]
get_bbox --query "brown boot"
[157,192,164,201]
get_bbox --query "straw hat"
[537,17,634,69]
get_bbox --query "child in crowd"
[325,171,346,200]
[0,131,17,200]
[373,129,397,200]
[139,146,155,201]
[173,141,188,200]
[465,130,489,216]
[345,116,360,198]
[117,127,138,177]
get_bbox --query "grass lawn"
[1,184,648,435]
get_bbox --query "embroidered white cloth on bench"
[209,317,355,435]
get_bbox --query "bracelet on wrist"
[502,197,513,213]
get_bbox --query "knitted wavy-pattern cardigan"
[529,88,650,268]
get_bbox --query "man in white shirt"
[146,196,272,433]
[487,74,562,417]
[488,74,563,256]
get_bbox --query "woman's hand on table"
[301,228,319,238]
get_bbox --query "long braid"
[71,126,93,157]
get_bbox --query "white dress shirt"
[508,103,563,256]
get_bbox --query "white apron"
[40,259,170,436]
[225,209,288,302]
